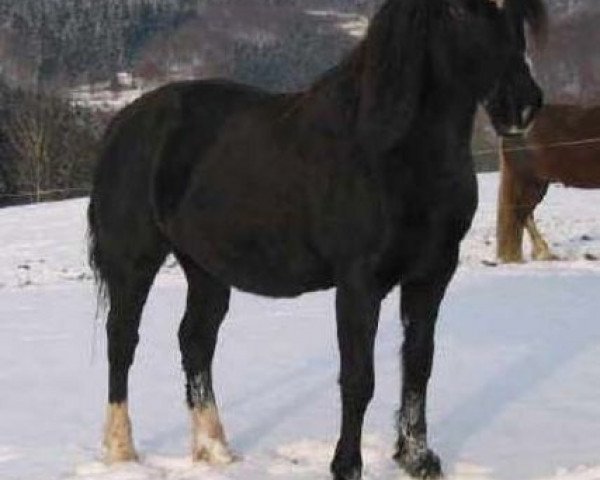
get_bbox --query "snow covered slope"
[1,173,599,480]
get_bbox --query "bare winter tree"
[3,92,52,201]
[0,88,98,203]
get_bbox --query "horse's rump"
[88,80,273,293]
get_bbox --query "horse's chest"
[381,174,477,278]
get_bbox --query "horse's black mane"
[516,0,547,38]
[299,0,429,150]
[307,0,547,123]
[321,0,548,80]
[313,0,427,87]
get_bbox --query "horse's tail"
[86,101,171,317]
[87,193,109,311]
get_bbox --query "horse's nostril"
[521,106,533,126]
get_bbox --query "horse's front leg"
[331,272,383,480]
[395,269,455,479]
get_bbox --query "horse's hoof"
[394,448,442,479]
[103,440,139,464]
[331,467,362,480]
[330,455,362,480]
[192,441,238,465]
[498,256,525,264]
[533,252,560,261]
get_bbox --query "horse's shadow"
[142,353,336,453]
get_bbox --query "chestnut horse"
[497,104,600,263]
[88,0,546,478]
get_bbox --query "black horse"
[88,0,545,478]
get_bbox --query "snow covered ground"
[1,173,599,480]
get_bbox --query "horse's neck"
[303,0,480,161]
[402,92,478,166]
[303,64,357,120]
[303,0,427,151]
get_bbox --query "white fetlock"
[191,404,236,465]
[103,402,138,463]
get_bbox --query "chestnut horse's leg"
[104,260,164,463]
[525,214,558,261]
[520,180,554,261]
[176,255,235,464]
[497,150,528,263]
[395,262,456,480]
[497,143,552,263]
[331,271,383,480]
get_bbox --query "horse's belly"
[539,151,600,188]
[215,243,334,297]
[168,214,334,297]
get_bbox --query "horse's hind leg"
[176,254,234,464]
[525,214,558,261]
[519,180,557,261]
[103,251,166,462]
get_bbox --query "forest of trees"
[0,0,597,205]
[0,0,200,89]
[0,0,379,91]
[0,82,101,205]
[0,0,374,205]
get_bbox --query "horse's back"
[146,80,276,220]
[96,79,272,199]
[529,104,600,142]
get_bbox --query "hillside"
[532,0,600,104]
[1,0,598,208]
[0,0,375,92]
[0,0,597,103]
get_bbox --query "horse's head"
[426,0,546,135]
[353,0,546,149]
[484,53,543,137]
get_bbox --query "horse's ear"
[356,0,428,152]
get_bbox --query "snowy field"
[1,173,599,480]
